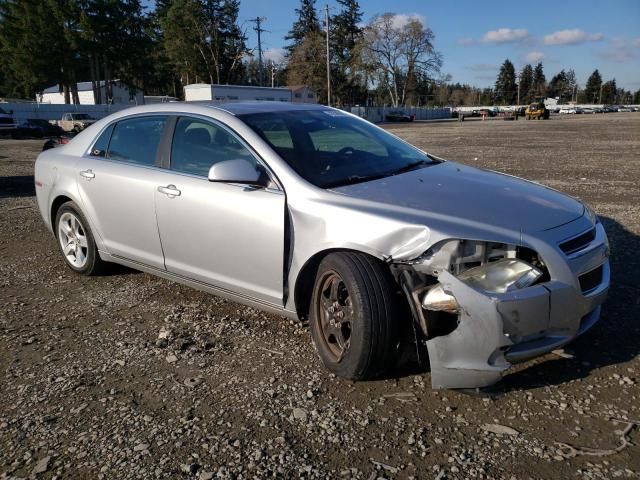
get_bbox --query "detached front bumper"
[425,221,610,389]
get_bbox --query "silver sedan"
[35,102,610,389]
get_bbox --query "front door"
[154,116,286,306]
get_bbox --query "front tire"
[55,201,104,275]
[309,252,399,380]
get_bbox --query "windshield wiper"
[323,159,436,189]
[323,173,390,188]
[389,159,435,176]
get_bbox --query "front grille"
[579,265,603,294]
[560,228,596,255]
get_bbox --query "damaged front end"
[392,236,609,389]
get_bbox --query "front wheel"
[309,252,400,380]
[55,201,104,275]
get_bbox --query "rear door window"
[107,116,168,166]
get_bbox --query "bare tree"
[359,13,441,107]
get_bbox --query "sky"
[230,0,640,91]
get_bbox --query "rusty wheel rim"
[315,270,353,362]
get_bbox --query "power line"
[250,17,267,86]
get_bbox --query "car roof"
[212,101,330,115]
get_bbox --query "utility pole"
[250,17,266,86]
[324,4,331,106]
[598,83,603,104]
[270,62,278,88]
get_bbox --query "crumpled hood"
[332,161,584,233]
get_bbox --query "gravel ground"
[1,113,639,479]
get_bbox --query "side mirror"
[208,159,269,188]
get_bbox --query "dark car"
[14,119,65,138]
[385,110,414,122]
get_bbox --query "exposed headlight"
[422,259,543,312]
[457,259,543,293]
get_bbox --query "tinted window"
[170,117,257,177]
[107,116,167,166]
[90,124,114,157]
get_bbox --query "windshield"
[0,107,7,115]
[73,114,92,120]
[239,109,437,188]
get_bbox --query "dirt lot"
[1,113,639,479]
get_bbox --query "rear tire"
[309,252,400,380]
[55,201,105,275]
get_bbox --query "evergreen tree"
[494,59,516,104]
[633,89,640,104]
[160,0,247,86]
[532,62,546,98]
[331,0,365,105]
[518,64,533,104]
[332,0,362,62]
[78,0,150,103]
[285,0,320,53]
[287,31,327,101]
[600,79,617,104]
[0,0,77,99]
[584,69,603,103]
[547,69,567,101]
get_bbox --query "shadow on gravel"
[388,216,640,393]
[101,263,142,277]
[0,175,35,198]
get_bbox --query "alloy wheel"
[316,271,354,362]
[58,212,89,268]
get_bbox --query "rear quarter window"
[90,124,114,157]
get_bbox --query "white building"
[38,80,144,105]
[184,84,317,103]
[289,85,317,104]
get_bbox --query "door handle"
[79,169,95,180]
[157,184,181,197]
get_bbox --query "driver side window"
[170,117,257,177]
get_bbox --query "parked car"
[476,108,496,117]
[385,110,414,122]
[559,107,577,114]
[0,106,18,134]
[35,102,610,389]
[59,112,96,132]
[617,107,632,112]
[14,119,65,138]
[42,135,72,151]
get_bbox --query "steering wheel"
[337,147,355,156]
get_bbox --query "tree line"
[492,59,638,106]
[1,0,637,106]
[0,0,445,107]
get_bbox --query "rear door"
[76,115,169,268]
[154,115,286,305]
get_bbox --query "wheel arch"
[50,194,75,237]
[293,247,389,321]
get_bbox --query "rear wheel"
[55,201,104,275]
[309,252,399,380]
